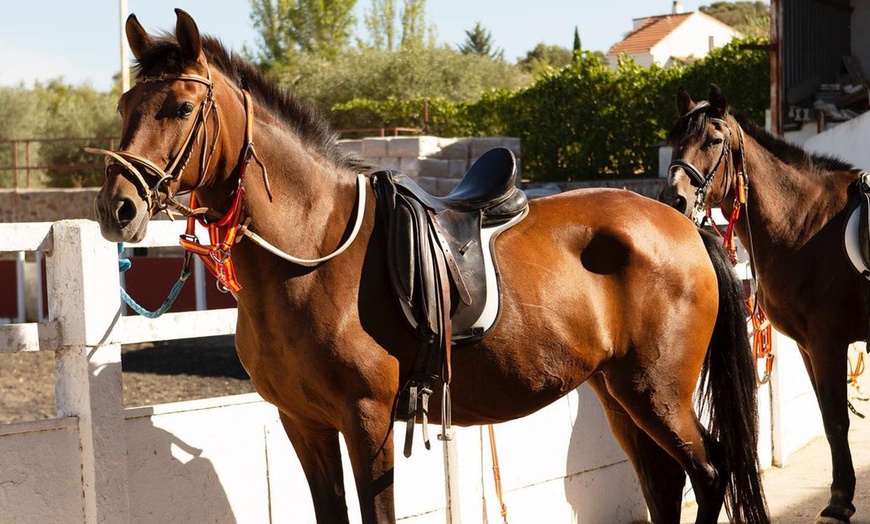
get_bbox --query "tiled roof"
[607,13,693,56]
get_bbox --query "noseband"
[86,70,220,218]
[668,101,733,222]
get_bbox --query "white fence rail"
[0,220,653,523]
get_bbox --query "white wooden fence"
[0,219,654,523]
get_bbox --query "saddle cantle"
[844,172,870,279]
[372,146,529,456]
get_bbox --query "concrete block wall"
[0,188,99,223]
[339,136,523,196]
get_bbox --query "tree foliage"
[285,46,530,116]
[458,22,503,60]
[701,1,770,38]
[363,0,397,51]
[516,44,573,75]
[399,0,431,49]
[249,0,357,66]
[0,81,120,188]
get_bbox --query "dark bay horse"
[94,11,768,524]
[660,84,865,524]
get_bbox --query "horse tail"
[698,229,770,524]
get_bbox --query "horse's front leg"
[341,397,397,524]
[279,411,351,524]
[804,339,856,524]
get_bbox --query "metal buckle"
[209,248,230,264]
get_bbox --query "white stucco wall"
[804,110,870,171]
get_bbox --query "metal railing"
[0,136,119,189]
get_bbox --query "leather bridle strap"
[667,103,732,223]
[85,71,219,216]
[178,89,257,293]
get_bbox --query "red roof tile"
[607,13,693,56]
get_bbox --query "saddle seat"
[390,146,528,225]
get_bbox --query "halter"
[86,70,220,218]
[667,101,733,223]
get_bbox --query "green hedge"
[332,39,769,181]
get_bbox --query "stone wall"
[0,188,99,223]
[338,136,522,196]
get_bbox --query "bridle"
[86,69,221,219]
[90,60,368,292]
[667,101,733,224]
[668,101,774,383]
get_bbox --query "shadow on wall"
[126,418,236,523]
[565,384,648,522]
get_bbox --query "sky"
[0,1,768,91]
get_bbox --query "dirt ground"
[0,335,254,422]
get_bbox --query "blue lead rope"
[117,243,191,318]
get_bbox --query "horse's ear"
[709,83,729,117]
[126,14,151,61]
[174,8,203,62]
[677,86,695,116]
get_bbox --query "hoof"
[815,503,856,524]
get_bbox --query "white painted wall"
[804,110,870,171]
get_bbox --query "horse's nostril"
[114,197,137,225]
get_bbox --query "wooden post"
[47,220,130,523]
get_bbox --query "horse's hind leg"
[279,411,351,524]
[588,374,686,524]
[603,368,727,524]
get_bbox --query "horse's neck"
[200,114,359,260]
[249,129,359,259]
[729,136,852,255]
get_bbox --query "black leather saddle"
[372,146,528,342]
[372,146,528,457]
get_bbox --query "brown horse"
[660,84,865,524]
[94,10,768,524]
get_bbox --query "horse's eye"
[703,137,724,150]
[177,102,195,118]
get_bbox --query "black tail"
[698,229,769,524]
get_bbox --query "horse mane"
[132,34,370,173]
[667,105,855,175]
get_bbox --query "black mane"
[667,104,855,175]
[133,34,368,172]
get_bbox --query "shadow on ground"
[121,335,249,380]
